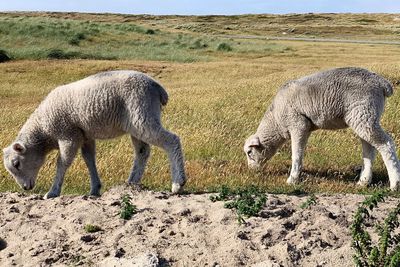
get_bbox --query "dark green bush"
[217,42,232,52]
[47,49,77,59]
[68,32,86,46]
[145,29,155,35]
[190,39,208,49]
[0,49,11,62]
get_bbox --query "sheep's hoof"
[44,191,59,199]
[390,180,400,191]
[171,183,183,194]
[128,183,143,192]
[89,191,101,197]
[356,179,370,187]
[286,176,300,185]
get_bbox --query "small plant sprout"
[210,185,267,225]
[84,224,102,233]
[120,194,137,220]
[300,194,317,209]
[351,191,400,267]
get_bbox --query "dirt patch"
[0,186,398,266]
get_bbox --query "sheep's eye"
[12,159,20,170]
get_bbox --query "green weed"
[120,194,137,220]
[300,194,317,209]
[351,191,400,267]
[210,185,267,224]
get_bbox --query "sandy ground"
[0,186,398,267]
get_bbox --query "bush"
[46,49,76,59]
[351,191,400,267]
[217,42,232,52]
[0,49,11,62]
[68,32,86,46]
[189,39,208,49]
[145,29,155,35]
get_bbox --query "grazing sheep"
[244,67,400,190]
[3,70,186,198]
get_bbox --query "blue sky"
[0,1,399,15]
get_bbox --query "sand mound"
[0,186,398,266]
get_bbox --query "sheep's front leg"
[81,139,102,196]
[287,130,310,185]
[44,140,80,199]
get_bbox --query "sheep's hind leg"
[127,136,151,188]
[353,123,400,191]
[357,139,376,187]
[141,126,186,194]
[45,139,81,199]
[81,139,102,196]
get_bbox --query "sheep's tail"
[383,81,393,97]
[381,77,394,97]
[153,81,169,106]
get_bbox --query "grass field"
[1,12,400,196]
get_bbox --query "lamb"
[3,70,186,198]
[244,67,400,190]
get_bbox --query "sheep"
[244,67,400,190]
[3,70,187,198]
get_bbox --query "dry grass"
[1,13,400,196]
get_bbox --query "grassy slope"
[0,12,400,196]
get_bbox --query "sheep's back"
[34,71,163,139]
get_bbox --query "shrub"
[351,191,400,267]
[210,185,267,224]
[46,49,75,59]
[120,194,137,220]
[68,32,86,46]
[145,29,155,35]
[217,42,232,52]
[189,39,208,49]
[0,49,11,62]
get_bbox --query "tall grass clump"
[351,191,400,267]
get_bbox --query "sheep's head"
[244,134,279,169]
[3,142,45,190]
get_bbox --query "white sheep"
[3,70,186,198]
[244,67,400,190]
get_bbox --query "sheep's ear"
[248,136,261,148]
[12,142,26,154]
